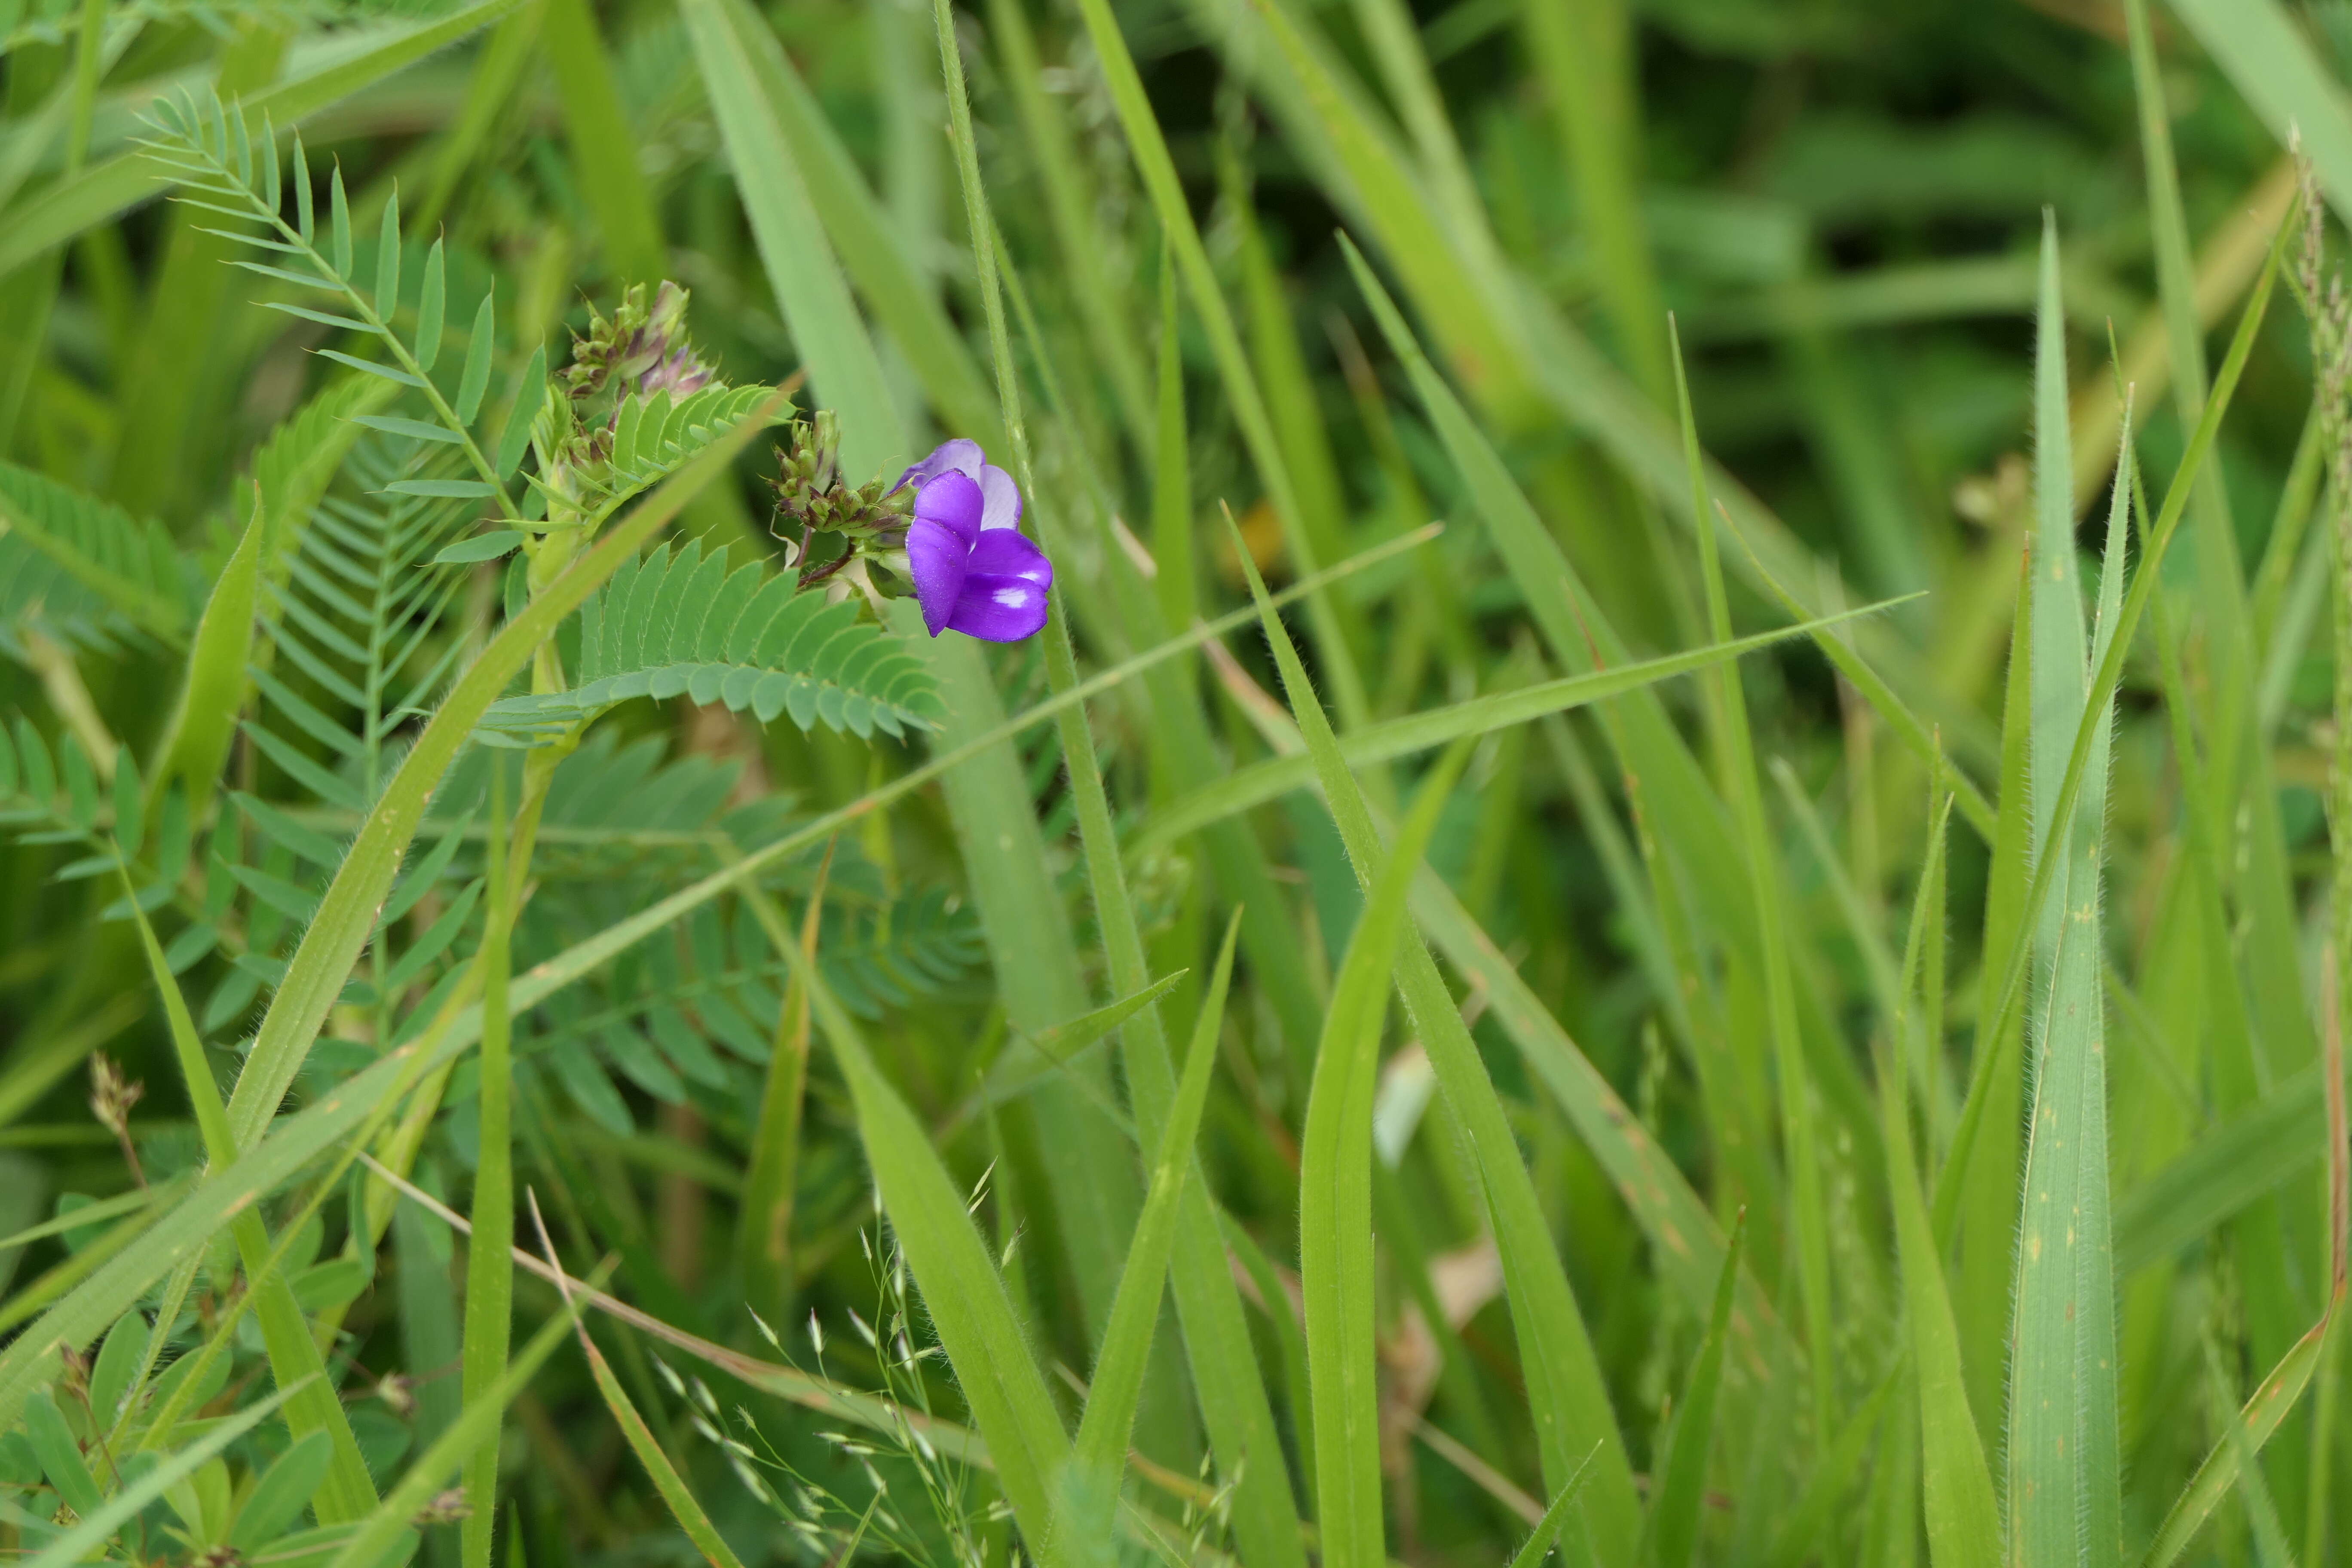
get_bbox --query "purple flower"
[896,440,1052,642]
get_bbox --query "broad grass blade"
[2005,218,2123,1568]
[542,0,665,284]
[1294,739,1470,1568]
[458,760,516,1568]
[682,0,900,480]
[1232,532,1643,1558]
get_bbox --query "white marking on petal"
[995,587,1030,607]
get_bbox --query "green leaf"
[351,415,466,446]
[384,479,496,499]
[414,237,445,371]
[454,293,494,424]
[1064,0,1367,726]
[1641,1213,1745,1568]
[2138,1319,2335,1568]
[681,0,902,481]
[330,164,352,277]
[0,462,188,641]
[0,0,530,278]
[1671,318,1835,1434]
[229,1432,334,1552]
[541,0,665,284]
[1882,805,2000,1568]
[493,345,545,481]
[25,1379,314,1568]
[2167,0,2352,230]
[22,1386,101,1516]
[374,188,401,320]
[110,744,143,857]
[765,913,1070,1551]
[459,758,514,1568]
[432,531,526,565]
[118,858,380,1520]
[1066,915,1240,1496]
[154,493,264,814]
[1131,600,1907,856]
[1296,744,1469,1568]
[318,1296,585,1568]
[1232,531,1641,1556]
[477,542,939,739]
[2004,215,2123,1568]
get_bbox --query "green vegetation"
[2,0,2350,1562]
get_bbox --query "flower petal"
[894,438,985,493]
[947,573,1051,641]
[905,518,971,637]
[977,465,1023,531]
[964,525,1052,586]
[913,470,983,545]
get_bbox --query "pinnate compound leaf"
[0,464,191,641]
[474,540,941,744]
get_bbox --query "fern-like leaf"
[0,533,135,660]
[0,463,191,642]
[592,383,786,507]
[253,376,398,583]
[476,541,943,743]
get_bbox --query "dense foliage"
[3,0,2351,1563]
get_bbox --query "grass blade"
[1132,599,1909,856]
[682,0,900,481]
[118,861,378,1521]
[1883,797,2000,1568]
[761,909,1070,1552]
[458,756,515,1568]
[1063,0,1371,727]
[1232,530,1643,1557]
[1295,739,1470,1568]
[2005,216,2123,1568]
[1064,916,1242,1521]
[1640,1213,1745,1568]
[1676,319,1832,1434]
[542,0,665,283]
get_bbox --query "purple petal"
[964,526,1052,586]
[946,573,1051,641]
[894,438,985,493]
[905,518,972,637]
[977,465,1022,531]
[913,470,983,545]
